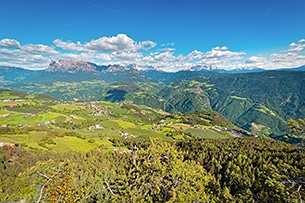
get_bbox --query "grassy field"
[0,134,28,143]
[0,113,25,124]
[127,128,165,138]
[0,131,115,153]
[112,119,136,128]
[50,136,114,153]
[0,131,47,151]
[186,128,232,139]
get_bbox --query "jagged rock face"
[46,60,131,73]
[105,65,125,72]
[47,60,97,72]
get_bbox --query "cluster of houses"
[87,124,103,131]
[87,102,109,116]
[24,113,37,118]
[119,130,137,139]
[148,120,166,132]
[120,130,129,138]
[152,123,161,130]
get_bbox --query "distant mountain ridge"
[46,60,143,74]
[2,60,305,74]
[44,60,268,74]
[47,60,98,72]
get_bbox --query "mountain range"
[1,60,305,136]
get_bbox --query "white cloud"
[184,46,247,70]
[22,44,58,55]
[288,40,305,52]
[53,39,84,51]
[298,39,305,43]
[0,48,50,69]
[112,51,141,61]
[139,40,157,50]
[142,55,157,64]
[187,50,204,60]
[58,52,96,62]
[203,46,245,60]
[161,42,175,47]
[158,47,176,52]
[214,46,229,51]
[269,52,305,68]
[95,53,112,61]
[0,40,60,70]
[154,51,176,62]
[247,39,305,69]
[0,38,21,48]
[83,34,156,53]
[245,56,268,64]
[84,34,135,52]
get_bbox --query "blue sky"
[0,0,305,71]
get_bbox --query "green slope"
[0,90,239,153]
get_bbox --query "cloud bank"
[0,34,305,71]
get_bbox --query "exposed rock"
[47,60,131,73]
[105,65,126,72]
[47,60,97,72]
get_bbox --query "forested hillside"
[207,70,305,135]
[1,137,304,202]
[1,66,305,137]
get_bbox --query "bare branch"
[132,145,138,165]
[36,171,53,203]
[37,171,52,181]
[297,185,303,203]
[36,179,51,203]
[103,181,114,195]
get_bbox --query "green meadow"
[186,128,232,139]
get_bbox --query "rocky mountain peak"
[105,65,126,72]
[47,60,97,72]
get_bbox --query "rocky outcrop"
[105,65,125,72]
[47,60,97,72]
[46,60,131,73]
